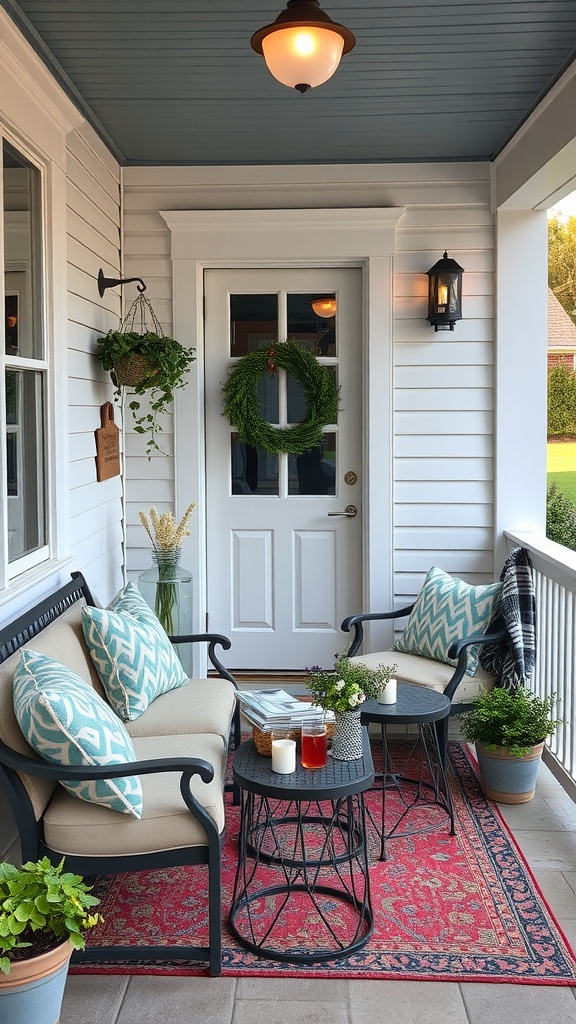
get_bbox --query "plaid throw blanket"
[479,547,536,689]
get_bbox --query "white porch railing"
[505,531,576,801]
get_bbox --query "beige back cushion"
[0,601,104,819]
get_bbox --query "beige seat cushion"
[349,650,496,703]
[125,678,237,741]
[42,733,226,857]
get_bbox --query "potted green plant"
[0,856,102,1024]
[459,686,561,803]
[306,652,397,760]
[95,328,196,455]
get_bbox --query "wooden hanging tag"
[95,402,121,481]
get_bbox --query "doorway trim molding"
[160,206,405,673]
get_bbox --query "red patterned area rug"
[70,741,576,985]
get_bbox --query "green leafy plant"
[459,686,561,758]
[0,857,103,975]
[546,481,576,551]
[306,652,397,713]
[95,329,196,456]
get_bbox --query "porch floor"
[60,735,576,1024]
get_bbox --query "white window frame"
[0,132,50,588]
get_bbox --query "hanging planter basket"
[95,292,195,456]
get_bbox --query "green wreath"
[222,339,339,457]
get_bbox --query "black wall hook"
[98,269,147,297]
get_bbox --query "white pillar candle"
[271,738,296,773]
[377,678,397,704]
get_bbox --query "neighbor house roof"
[548,288,576,351]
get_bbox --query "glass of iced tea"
[301,717,328,769]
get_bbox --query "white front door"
[204,268,362,671]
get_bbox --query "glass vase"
[138,548,193,676]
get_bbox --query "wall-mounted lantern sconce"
[97,269,147,297]
[308,296,337,318]
[426,251,464,331]
[250,0,355,93]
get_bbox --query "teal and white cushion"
[392,566,502,676]
[13,650,142,817]
[82,588,188,722]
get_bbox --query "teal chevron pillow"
[82,594,188,722]
[13,650,142,817]
[392,566,501,676]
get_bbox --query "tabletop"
[361,682,451,726]
[233,730,374,801]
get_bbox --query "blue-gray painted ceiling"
[2,0,576,166]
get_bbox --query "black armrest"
[341,605,415,657]
[0,741,214,784]
[166,632,237,686]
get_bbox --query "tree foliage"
[546,482,576,552]
[547,364,576,435]
[548,213,576,323]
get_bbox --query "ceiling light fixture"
[250,0,356,94]
[309,296,337,317]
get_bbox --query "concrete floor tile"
[508,829,576,871]
[60,975,129,1024]
[564,871,576,896]
[116,976,236,1024]
[531,868,576,918]
[496,798,568,832]
[461,981,576,1023]
[349,980,467,1024]
[232,999,348,1024]
[236,977,349,1001]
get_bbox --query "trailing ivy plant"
[0,857,102,974]
[459,686,561,758]
[95,329,196,456]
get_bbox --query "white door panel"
[205,267,362,670]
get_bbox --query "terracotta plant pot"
[476,741,545,804]
[0,938,73,1024]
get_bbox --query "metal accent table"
[361,684,455,861]
[230,732,374,964]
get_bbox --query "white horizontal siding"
[66,122,123,605]
[123,162,495,608]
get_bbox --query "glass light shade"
[261,26,344,89]
[310,297,337,317]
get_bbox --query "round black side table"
[360,683,455,861]
[230,732,374,964]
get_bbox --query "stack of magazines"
[237,689,335,732]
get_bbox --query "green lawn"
[547,442,576,502]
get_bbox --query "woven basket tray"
[252,722,335,758]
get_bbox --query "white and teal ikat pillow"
[82,585,187,722]
[13,650,143,817]
[392,566,502,676]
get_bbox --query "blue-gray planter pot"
[0,939,72,1024]
[476,741,545,804]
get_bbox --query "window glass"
[288,434,336,495]
[230,294,278,356]
[231,434,278,495]
[287,292,336,355]
[3,140,47,570]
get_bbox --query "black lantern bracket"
[97,269,147,297]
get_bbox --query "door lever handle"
[327,505,357,518]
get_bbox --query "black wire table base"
[230,792,373,963]
[373,723,456,862]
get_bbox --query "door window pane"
[231,434,278,495]
[287,292,336,355]
[6,369,46,562]
[230,294,277,356]
[288,434,336,495]
[287,365,337,425]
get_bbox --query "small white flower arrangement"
[306,651,397,715]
